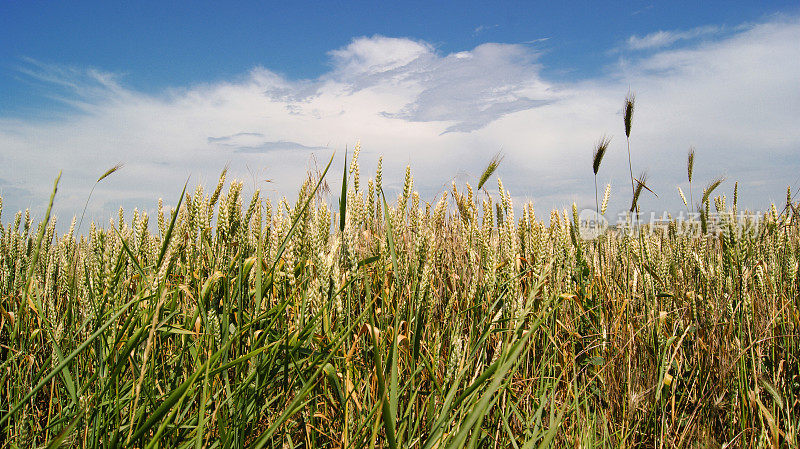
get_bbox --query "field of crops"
[1,142,798,447]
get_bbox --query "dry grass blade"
[634,173,658,198]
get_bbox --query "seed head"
[593,135,611,175]
[678,187,688,209]
[624,92,635,139]
[630,170,648,213]
[478,152,504,191]
[97,163,124,183]
[601,183,611,215]
[702,176,725,206]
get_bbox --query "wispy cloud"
[233,141,329,154]
[520,38,550,45]
[631,4,654,17]
[208,133,328,153]
[474,24,499,35]
[0,17,798,226]
[208,132,265,143]
[626,25,723,50]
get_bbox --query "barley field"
[0,141,798,447]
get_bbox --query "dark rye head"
[624,92,635,139]
[593,135,611,175]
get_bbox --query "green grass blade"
[1,295,141,427]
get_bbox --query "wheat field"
[0,141,798,448]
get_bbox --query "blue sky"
[1,1,799,226]
[3,1,795,106]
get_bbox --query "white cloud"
[328,35,432,78]
[1,17,798,229]
[380,43,555,132]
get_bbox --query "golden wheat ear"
[601,183,611,215]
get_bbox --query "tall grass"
[1,128,798,448]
